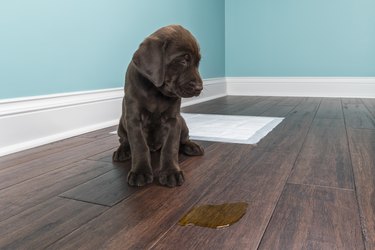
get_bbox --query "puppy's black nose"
[194,85,203,96]
[195,85,203,92]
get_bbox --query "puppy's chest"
[141,112,168,133]
[142,113,161,127]
[141,113,167,151]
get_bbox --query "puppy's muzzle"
[181,81,203,97]
[194,85,203,96]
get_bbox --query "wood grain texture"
[347,129,375,249]
[260,104,296,117]
[234,97,281,116]
[288,97,321,116]
[342,98,363,104]
[49,143,258,249]
[362,98,375,120]
[182,96,265,115]
[0,135,118,190]
[153,149,300,250]
[78,125,117,139]
[60,164,137,206]
[258,184,363,250]
[342,102,375,129]
[0,197,107,250]
[257,98,321,153]
[183,96,299,117]
[274,97,304,106]
[61,141,215,206]
[0,137,93,171]
[288,118,353,189]
[315,98,343,119]
[0,160,113,221]
[0,96,372,249]
[87,147,118,162]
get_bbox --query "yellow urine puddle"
[178,202,248,229]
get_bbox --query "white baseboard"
[226,77,375,98]
[3,76,373,156]
[0,88,124,157]
[0,78,226,157]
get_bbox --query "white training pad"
[111,113,283,144]
[181,113,283,144]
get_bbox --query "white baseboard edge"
[0,120,119,158]
[0,78,226,157]
[226,77,375,98]
[5,76,373,157]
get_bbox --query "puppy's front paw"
[159,170,184,188]
[112,147,131,162]
[181,141,204,156]
[128,171,153,187]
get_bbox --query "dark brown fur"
[113,25,204,187]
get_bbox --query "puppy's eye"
[179,59,188,66]
[180,54,191,66]
[184,54,190,61]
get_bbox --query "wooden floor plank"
[0,96,371,249]
[0,135,118,190]
[78,125,117,139]
[0,160,113,222]
[0,137,93,171]
[347,129,375,249]
[315,98,343,119]
[260,104,296,117]
[0,197,107,250]
[342,98,363,105]
[256,98,321,153]
[258,184,363,250]
[63,141,215,206]
[152,149,300,250]
[288,97,321,116]
[362,98,375,120]
[342,102,375,129]
[59,163,136,206]
[274,97,304,106]
[234,97,281,116]
[87,147,118,163]
[48,143,258,249]
[288,118,353,189]
[183,96,294,117]
[182,96,265,115]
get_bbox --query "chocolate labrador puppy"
[113,25,204,187]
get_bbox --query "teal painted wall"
[226,0,375,77]
[2,0,374,99]
[0,0,225,99]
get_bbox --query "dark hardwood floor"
[0,96,374,249]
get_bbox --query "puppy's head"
[132,25,203,98]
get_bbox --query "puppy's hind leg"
[113,118,131,162]
[179,115,204,156]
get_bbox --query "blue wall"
[226,0,375,77]
[0,0,225,99]
[2,0,374,99]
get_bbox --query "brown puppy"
[113,25,204,187]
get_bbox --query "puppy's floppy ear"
[132,38,167,87]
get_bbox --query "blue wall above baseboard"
[225,0,375,77]
[0,0,225,99]
[1,0,374,99]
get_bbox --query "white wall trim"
[226,77,375,98]
[4,76,373,157]
[0,88,124,117]
[0,78,226,157]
